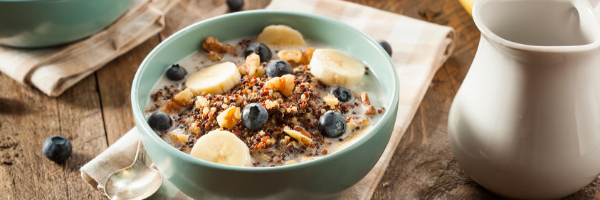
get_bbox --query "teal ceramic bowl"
[131,10,400,199]
[0,0,133,48]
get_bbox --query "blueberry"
[43,136,72,163]
[318,111,346,138]
[147,111,172,132]
[378,40,392,56]
[266,60,293,78]
[244,42,272,63]
[166,64,187,81]
[226,0,244,11]
[242,103,268,131]
[330,86,352,102]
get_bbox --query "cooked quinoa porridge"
[145,25,387,167]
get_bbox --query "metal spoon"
[104,142,163,200]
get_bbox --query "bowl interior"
[132,10,399,170]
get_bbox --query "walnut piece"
[285,160,298,165]
[202,37,236,53]
[283,126,312,145]
[266,74,295,97]
[173,88,194,106]
[345,115,371,131]
[278,50,302,63]
[277,48,315,65]
[173,134,189,143]
[216,106,241,129]
[237,53,264,77]
[189,122,201,135]
[360,92,377,114]
[323,94,339,108]
[202,37,237,62]
[207,51,223,61]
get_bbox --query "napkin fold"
[0,0,179,97]
[80,0,456,199]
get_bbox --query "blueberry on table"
[43,136,72,163]
[166,64,187,81]
[378,40,392,56]
[318,111,346,138]
[330,86,352,102]
[226,0,244,12]
[242,103,268,131]
[148,111,172,132]
[266,60,293,78]
[244,42,272,63]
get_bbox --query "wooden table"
[1,0,599,199]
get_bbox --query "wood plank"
[96,36,162,146]
[159,0,272,40]
[0,72,107,199]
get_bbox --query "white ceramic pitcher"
[448,0,600,199]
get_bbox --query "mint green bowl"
[131,10,400,199]
[0,0,133,48]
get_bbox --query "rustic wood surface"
[1,0,599,199]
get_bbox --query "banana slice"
[256,25,306,47]
[190,130,252,167]
[185,62,241,95]
[309,49,365,87]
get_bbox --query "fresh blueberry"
[330,86,352,102]
[166,64,187,81]
[318,111,346,138]
[147,111,172,132]
[242,103,268,131]
[378,40,392,56]
[244,42,272,63]
[43,136,72,163]
[226,0,244,11]
[266,60,293,78]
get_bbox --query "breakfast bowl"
[0,0,133,48]
[131,10,399,199]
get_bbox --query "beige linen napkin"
[81,0,456,199]
[0,0,179,97]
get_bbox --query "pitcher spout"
[473,0,600,55]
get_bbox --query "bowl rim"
[131,10,400,172]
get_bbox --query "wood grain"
[96,36,162,146]
[2,0,600,199]
[0,73,107,200]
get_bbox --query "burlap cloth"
[80,0,456,199]
[0,0,179,97]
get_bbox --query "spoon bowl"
[104,142,163,200]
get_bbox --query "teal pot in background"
[131,11,400,200]
[0,0,133,48]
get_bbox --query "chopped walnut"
[264,99,278,109]
[266,74,295,97]
[207,51,223,61]
[195,96,209,109]
[293,126,311,138]
[173,134,189,143]
[360,92,377,114]
[189,122,201,135]
[216,106,241,129]
[277,48,315,65]
[161,100,184,114]
[283,126,311,145]
[278,50,302,63]
[173,88,194,106]
[346,115,371,131]
[300,47,315,65]
[323,94,339,108]
[202,37,236,62]
[237,53,265,77]
[202,37,236,53]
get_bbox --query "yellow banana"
[459,0,477,16]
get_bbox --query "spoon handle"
[135,141,146,165]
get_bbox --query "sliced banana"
[185,62,241,95]
[309,49,365,87]
[256,25,306,47]
[190,130,252,167]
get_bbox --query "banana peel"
[459,0,477,16]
